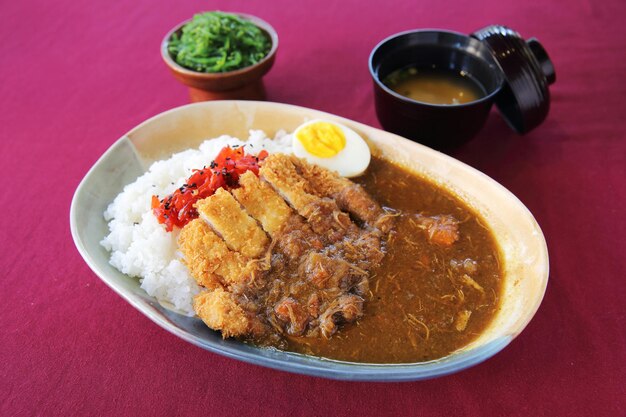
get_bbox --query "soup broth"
[384,66,485,105]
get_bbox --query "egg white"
[292,119,371,178]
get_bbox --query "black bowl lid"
[472,25,556,134]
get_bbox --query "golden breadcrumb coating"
[196,187,269,258]
[178,219,255,289]
[232,171,292,237]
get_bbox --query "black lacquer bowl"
[369,30,504,150]
[369,25,556,150]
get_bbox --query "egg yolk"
[295,122,346,158]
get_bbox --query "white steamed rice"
[100,130,293,315]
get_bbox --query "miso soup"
[384,66,485,105]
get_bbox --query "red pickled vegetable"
[151,146,269,231]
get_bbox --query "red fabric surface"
[1,0,625,416]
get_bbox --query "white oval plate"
[70,101,549,381]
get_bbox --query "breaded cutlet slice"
[258,154,318,211]
[234,172,324,259]
[290,156,394,233]
[234,171,333,260]
[178,219,253,289]
[231,171,292,237]
[196,188,269,259]
[193,288,265,338]
[260,154,355,241]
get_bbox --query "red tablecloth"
[2,0,625,416]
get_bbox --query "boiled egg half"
[292,119,371,177]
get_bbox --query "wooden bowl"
[161,13,278,102]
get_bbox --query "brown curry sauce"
[280,157,503,363]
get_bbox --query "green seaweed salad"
[168,11,271,73]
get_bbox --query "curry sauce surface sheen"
[282,157,503,363]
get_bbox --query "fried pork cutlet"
[193,288,267,338]
[290,155,394,232]
[233,171,323,260]
[260,154,355,243]
[196,187,269,259]
[231,171,292,237]
[180,153,394,343]
[178,219,257,291]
